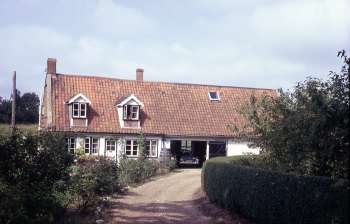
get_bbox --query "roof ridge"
[56,73,276,91]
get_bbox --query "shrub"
[118,157,160,185]
[68,156,118,212]
[118,132,175,185]
[213,155,267,168]
[202,156,349,224]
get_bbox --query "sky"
[0,0,349,98]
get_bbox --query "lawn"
[0,123,38,135]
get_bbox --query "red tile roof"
[44,74,276,138]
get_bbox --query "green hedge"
[202,156,349,224]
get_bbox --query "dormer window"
[68,93,91,127]
[123,105,139,120]
[72,102,87,118]
[208,91,220,101]
[117,94,144,127]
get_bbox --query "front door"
[105,138,117,160]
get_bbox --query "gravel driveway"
[107,169,236,224]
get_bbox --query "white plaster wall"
[99,137,105,156]
[117,107,124,128]
[227,140,260,156]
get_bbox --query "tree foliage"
[0,130,73,223]
[0,90,40,123]
[233,51,349,178]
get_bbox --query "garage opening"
[170,140,206,167]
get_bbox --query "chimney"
[47,58,57,74]
[136,68,144,81]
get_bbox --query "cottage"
[39,58,275,164]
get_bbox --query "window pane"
[70,138,75,148]
[132,145,138,155]
[127,105,132,119]
[132,106,138,112]
[146,141,150,156]
[73,103,79,117]
[131,112,137,119]
[67,137,75,154]
[132,140,138,156]
[125,145,131,155]
[91,138,99,154]
[80,104,86,117]
[209,92,217,98]
[209,91,219,100]
[108,140,116,151]
[85,137,90,154]
[151,140,157,157]
[181,140,186,148]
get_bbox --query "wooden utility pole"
[11,71,16,133]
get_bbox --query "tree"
[0,130,73,223]
[232,51,349,178]
[19,92,40,123]
[0,91,39,123]
[0,98,11,123]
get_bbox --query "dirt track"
[107,169,236,224]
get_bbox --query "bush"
[118,132,175,185]
[202,156,349,224]
[213,155,267,168]
[118,157,160,185]
[68,156,118,212]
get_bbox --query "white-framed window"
[208,91,220,101]
[106,139,116,151]
[146,140,158,157]
[181,140,191,152]
[80,103,86,117]
[84,137,90,154]
[72,102,87,118]
[125,140,138,156]
[123,105,139,120]
[91,138,99,154]
[66,137,75,154]
[125,139,158,157]
[131,106,139,119]
[73,103,79,117]
[84,137,99,154]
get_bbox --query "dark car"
[179,151,199,165]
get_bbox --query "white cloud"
[0,0,349,97]
[92,0,158,39]
[251,0,350,51]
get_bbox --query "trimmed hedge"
[202,156,349,224]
